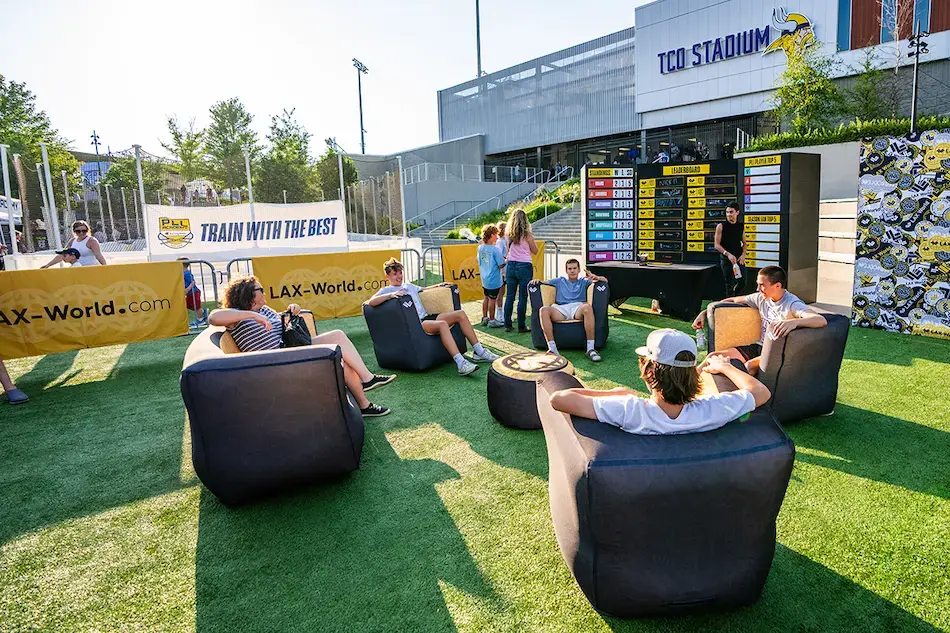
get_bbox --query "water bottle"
[696,328,707,352]
[733,263,742,279]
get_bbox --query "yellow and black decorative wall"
[854,131,950,340]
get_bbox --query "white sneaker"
[472,349,500,363]
[487,319,504,328]
[458,359,480,376]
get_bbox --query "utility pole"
[90,130,103,183]
[908,22,930,135]
[353,58,369,154]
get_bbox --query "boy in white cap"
[549,328,771,434]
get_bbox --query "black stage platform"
[588,262,719,321]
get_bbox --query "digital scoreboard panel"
[582,153,819,302]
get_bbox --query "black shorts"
[483,287,500,299]
[736,343,763,361]
[422,313,441,322]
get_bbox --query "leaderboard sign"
[585,167,636,262]
[583,154,819,301]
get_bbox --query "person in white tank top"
[41,220,106,268]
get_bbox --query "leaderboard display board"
[582,154,819,301]
[584,167,636,262]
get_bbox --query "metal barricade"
[182,259,219,332]
[421,246,444,286]
[543,240,561,280]
[226,257,253,281]
[399,248,424,285]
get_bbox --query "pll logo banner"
[854,131,950,339]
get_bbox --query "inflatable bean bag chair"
[529,281,610,350]
[363,283,467,371]
[706,302,850,424]
[535,371,795,617]
[180,325,364,507]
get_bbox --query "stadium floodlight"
[353,58,369,154]
[908,23,930,135]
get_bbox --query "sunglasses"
[253,286,265,293]
[74,229,88,234]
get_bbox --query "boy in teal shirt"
[478,224,506,327]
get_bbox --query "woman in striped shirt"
[208,276,394,417]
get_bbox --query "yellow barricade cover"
[440,241,546,302]
[0,262,188,359]
[251,250,399,319]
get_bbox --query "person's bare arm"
[527,232,539,255]
[702,356,771,407]
[208,308,271,329]
[89,238,107,265]
[770,310,827,337]
[364,290,403,307]
[549,390,598,419]
[40,255,65,269]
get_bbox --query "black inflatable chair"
[528,281,610,350]
[535,371,795,617]
[706,302,850,424]
[362,283,467,371]
[180,325,364,507]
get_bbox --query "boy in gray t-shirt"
[692,265,826,375]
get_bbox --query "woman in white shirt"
[41,220,107,268]
[549,328,771,435]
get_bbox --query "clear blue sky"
[0,0,652,158]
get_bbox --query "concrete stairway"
[531,206,582,255]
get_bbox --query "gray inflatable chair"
[528,280,610,350]
[362,283,467,371]
[180,319,364,507]
[535,370,794,616]
[705,302,850,424]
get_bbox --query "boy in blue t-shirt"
[178,257,206,328]
[529,259,607,361]
[478,224,506,328]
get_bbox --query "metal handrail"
[427,170,550,240]
[402,163,542,185]
[405,199,479,228]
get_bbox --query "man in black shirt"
[715,202,745,295]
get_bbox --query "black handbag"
[280,310,312,348]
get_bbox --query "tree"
[161,116,205,182]
[254,109,321,203]
[100,156,164,198]
[770,44,844,132]
[844,49,900,121]
[0,74,79,249]
[204,97,259,201]
[314,139,357,202]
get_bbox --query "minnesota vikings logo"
[763,8,816,57]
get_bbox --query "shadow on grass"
[599,544,941,632]
[194,432,501,633]
[0,339,192,545]
[788,404,950,499]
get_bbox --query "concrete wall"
[738,142,860,201]
[398,136,485,168]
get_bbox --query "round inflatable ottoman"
[487,352,575,429]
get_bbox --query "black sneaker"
[360,403,391,417]
[362,374,396,392]
[518,327,531,334]
[504,326,514,333]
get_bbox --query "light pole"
[353,58,369,154]
[90,130,103,183]
[475,0,483,77]
[908,22,929,135]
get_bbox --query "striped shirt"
[227,305,283,352]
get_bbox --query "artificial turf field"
[1,301,948,633]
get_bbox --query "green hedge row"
[745,116,950,152]
[442,179,578,240]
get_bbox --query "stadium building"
[436,0,950,172]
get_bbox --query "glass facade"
[438,28,637,157]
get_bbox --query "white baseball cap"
[635,329,697,367]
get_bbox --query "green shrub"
[525,202,562,223]
[407,221,421,231]
[463,208,508,232]
[445,229,461,239]
[553,180,581,205]
[745,116,950,151]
